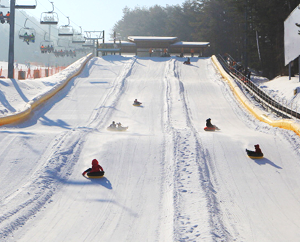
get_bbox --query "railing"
[217,54,300,119]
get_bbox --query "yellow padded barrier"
[211,55,300,136]
[0,53,93,126]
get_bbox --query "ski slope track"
[1,56,300,242]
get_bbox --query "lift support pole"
[8,0,15,79]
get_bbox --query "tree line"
[113,0,299,79]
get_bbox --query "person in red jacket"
[5,11,10,23]
[82,159,104,176]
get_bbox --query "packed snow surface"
[1,56,300,242]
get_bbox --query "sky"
[16,0,185,41]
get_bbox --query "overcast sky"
[17,0,185,41]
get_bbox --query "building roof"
[170,41,210,47]
[102,40,136,46]
[127,36,210,50]
[128,36,178,42]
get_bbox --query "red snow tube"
[86,171,105,178]
[204,126,216,131]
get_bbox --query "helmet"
[92,159,99,166]
[112,121,115,124]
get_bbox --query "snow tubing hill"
[86,171,105,178]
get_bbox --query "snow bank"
[0,54,93,126]
[211,55,300,136]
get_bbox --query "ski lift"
[15,0,37,9]
[58,17,74,36]
[72,26,86,44]
[54,40,67,57]
[66,43,76,58]
[40,2,58,25]
[0,1,9,24]
[82,39,94,48]
[18,18,36,44]
[40,33,54,53]
[0,10,9,24]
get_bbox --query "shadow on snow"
[252,157,282,169]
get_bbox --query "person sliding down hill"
[82,159,104,177]
[183,57,190,65]
[205,118,220,130]
[246,144,263,158]
[109,121,116,128]
[206,118,213,128]
[133,99,142,105]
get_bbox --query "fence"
[217,54,300,120]
[0,66,66,80]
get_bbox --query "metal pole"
[8,0,15,79]
[48,25,51,68]
[113,31,116,55]
[96,39,99,57]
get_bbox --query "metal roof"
[170,41,210,47]
[128,36,178,42]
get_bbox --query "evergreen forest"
[113,0,300,79]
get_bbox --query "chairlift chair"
[72,26,85,43]
[58,25,74,36]
[15,0,37,9]
[72,35,85,43]
[40,12,58,25]
[54,46,66,57]
[18,19,35,44]
[40,40,54,53]
[82,39,94,48]
[58,17,73,36]
[54,39,69,57]
[40,2,58,25]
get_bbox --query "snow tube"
[86,171,105,178]
[133,102,142,106]
[204,126,216,131]
[246,149,264,159]
[107,126,128,131]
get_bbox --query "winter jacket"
[206,119,213,127]
[82,159,103,176]
[254,145,262,154]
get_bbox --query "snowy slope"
[1,56,300,242]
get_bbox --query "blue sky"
[21,0,185,41]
